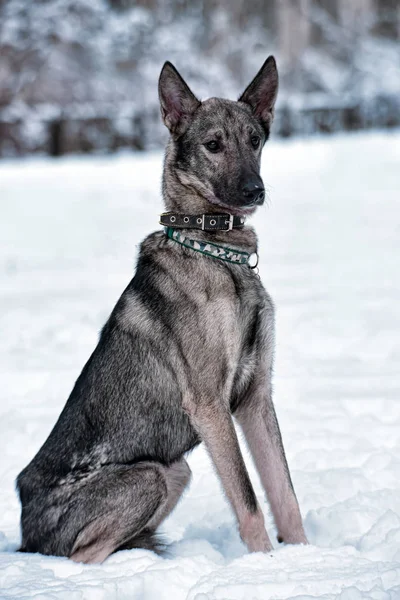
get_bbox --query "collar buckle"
[224,214,234,231]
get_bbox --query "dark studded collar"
[159,212,246,231]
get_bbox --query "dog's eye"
[205,140,221,153]
[251,136,261,149]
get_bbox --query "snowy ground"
[0,131,399,599]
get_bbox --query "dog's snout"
[242,180,265,206]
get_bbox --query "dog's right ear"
[158,62,201,137]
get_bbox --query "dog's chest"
[228,269,274,410]
[233,268,272,344]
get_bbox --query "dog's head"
[159,57,278,216]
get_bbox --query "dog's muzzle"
[242,181,265,206]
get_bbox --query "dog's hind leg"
[69,461,175,564]
[116,458,191,552]
[146,458,191,530]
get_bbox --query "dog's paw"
[240,511,273,553]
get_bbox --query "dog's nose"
[242,181,265,205]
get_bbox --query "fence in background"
[1,94,399,158]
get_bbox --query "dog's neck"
[161,141,258,254]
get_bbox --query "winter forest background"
[0,0,399,157]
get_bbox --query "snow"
[0,130,400,599]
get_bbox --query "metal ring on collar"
[248,253,259,269]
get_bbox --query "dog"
[17,56,308,563]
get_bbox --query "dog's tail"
[116,528,167,556]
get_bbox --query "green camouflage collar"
[166,227,252,266]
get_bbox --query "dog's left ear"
[239,56,279,130]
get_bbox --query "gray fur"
[16,56,307,563]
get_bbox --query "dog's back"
[17,231,210,555]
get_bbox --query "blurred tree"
[0,0,399,156]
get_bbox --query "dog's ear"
[159,62,201,137]
[239,56,278,131]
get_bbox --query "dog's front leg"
[191,401,272,553]
[235,375,308,546]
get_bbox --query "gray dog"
[17,57,308,563]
